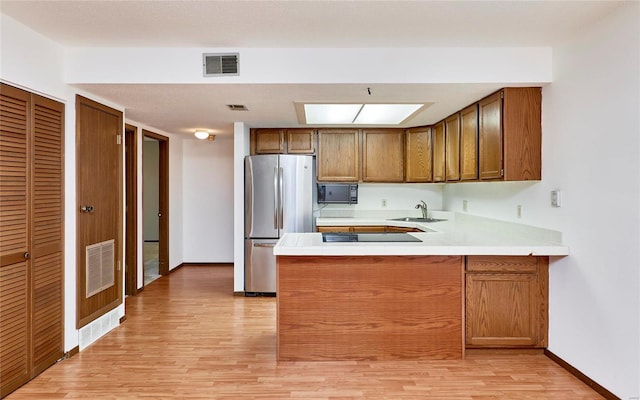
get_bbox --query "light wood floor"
[8,266,604,399]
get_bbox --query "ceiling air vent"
[227,104,248,111]
[203,53,239,76]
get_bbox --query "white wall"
[182,136,234,262]
[142,139,160,241]
[64,47,552,85]
[321,183,443,213]
[444,3,640,397]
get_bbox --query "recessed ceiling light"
[355,104,423,124]
[301,103,424,125]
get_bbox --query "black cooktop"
[322,232,422,243]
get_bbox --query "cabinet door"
[317,129,360,182]
[445,114,460,181]
[478,91,503,180]
[253,129,284,154]
[466,273,540,347]
[465,256,548,348]
[432,121,446,182]
[405,127,432,182]
[460,104,478,181]
[362,129,404,182]
[286,129,315,154]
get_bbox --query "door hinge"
[117,260,121,272]
[117,134,122,145]
[500,91,504,99]
[500,169,504,177]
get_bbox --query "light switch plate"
[551,190,561,207]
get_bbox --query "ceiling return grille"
[203,53,239,76]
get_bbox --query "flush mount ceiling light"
[301,103,424,125]
[194,130,209,140]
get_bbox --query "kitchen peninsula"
[274,213,569,361]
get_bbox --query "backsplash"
[318,183,444,211]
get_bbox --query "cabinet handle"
[80,205,94,213]
[254,243,276,248]
[24,252,30,259]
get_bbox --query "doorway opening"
[143,131,169,285]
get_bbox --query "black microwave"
[317,183,358,204]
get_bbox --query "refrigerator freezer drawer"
[244,239,277,295]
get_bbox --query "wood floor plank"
[7,266,604,399]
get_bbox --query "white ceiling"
[1,0,623,137]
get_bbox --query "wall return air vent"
[203,53,239,76]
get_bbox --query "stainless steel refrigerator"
[244,154,315,295]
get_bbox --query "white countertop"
[273,211,570,257]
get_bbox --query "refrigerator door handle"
[273,167,278,229]
[254,243,276,248]
[279,167,284,229]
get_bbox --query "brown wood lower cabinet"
[465,255,548,348]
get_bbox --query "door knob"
[80,205,94,213]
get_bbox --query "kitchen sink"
[388,217,447,223]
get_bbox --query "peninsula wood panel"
[404,126,432,182]
[277,255,463,361]
[316,129,360,182]
[361,129,404,182]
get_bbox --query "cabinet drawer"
[466,256,537,273]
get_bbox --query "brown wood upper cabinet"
[432,121,446,182]
[405,126,432,182]
[251,128,315,155]
[479,88,542,181]
[251,128,284,154]
[317,129,360,182]
[445,113,461,181]
[465,255,548,348]
[286,129,315,154]
[460,104,479,180]
[362,129,404,182]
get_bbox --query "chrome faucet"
[415,200,428,220]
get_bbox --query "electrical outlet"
[462,200,468,212]
[517,205,522,218]
[381,199,387,208]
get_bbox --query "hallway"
[7,266,603,399]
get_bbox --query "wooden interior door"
[125,124,138,296]
[1,83,64,397]
[76,96,123,328]
[143,130,169,277]
[0,84,32,397]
